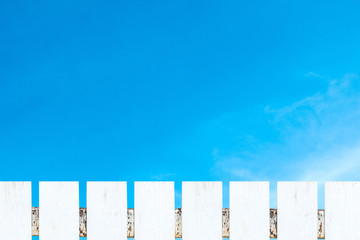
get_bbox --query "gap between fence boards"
[31,207,325,238]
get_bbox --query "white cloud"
[300,145,360,181]
[213,74,360,183]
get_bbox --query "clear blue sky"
[1,0,360,210]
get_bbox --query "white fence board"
[182,182,222,240]
[0,182,32,240]
[87,182,127,240]
[230,181,269,240]
[135,182,174,240]
[326,182,360,240]
[3,180,357,239]
[39,182,79,240]
[277,182,317,240]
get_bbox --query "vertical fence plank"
[326,182,360,240]
[230,182,269,240]
[39,182,79,240]
[135,182,174,240]
[87,182,127,240]
[0,182,32,240]
[182,182,222,240]
[277,182,317,240]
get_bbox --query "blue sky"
[1,0,360,212]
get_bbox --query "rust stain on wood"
[30,207,325,238]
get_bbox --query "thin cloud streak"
[214,74,360,182]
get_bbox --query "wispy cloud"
[213,74,360,183]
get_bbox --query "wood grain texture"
[39,182,79,240]
[135,182,174,240]
[230,181,269,240]
[277,182,317,240]
[182,182,222,240]
[0,182,32,240]
[326,182,360,240]
[87,182,127,240]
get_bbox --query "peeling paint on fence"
[318,209,325,239]
[30,207,325,238]
[270,208,277,238]
[127,208,135,237]
[175,208,182,238]
[78,208,135,238]
[79,208,87,237]
[31,207,39,236]
[222,208,230,238]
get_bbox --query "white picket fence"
[0,181,359,240]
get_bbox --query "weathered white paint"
[39,182,79,240]
[230,181,269,240]
[277,182,317,240]
[87,182,127,240]
[182,182,222,240]
[135,182,174,240]
[326,182,360,240]
[0,182,32,240]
